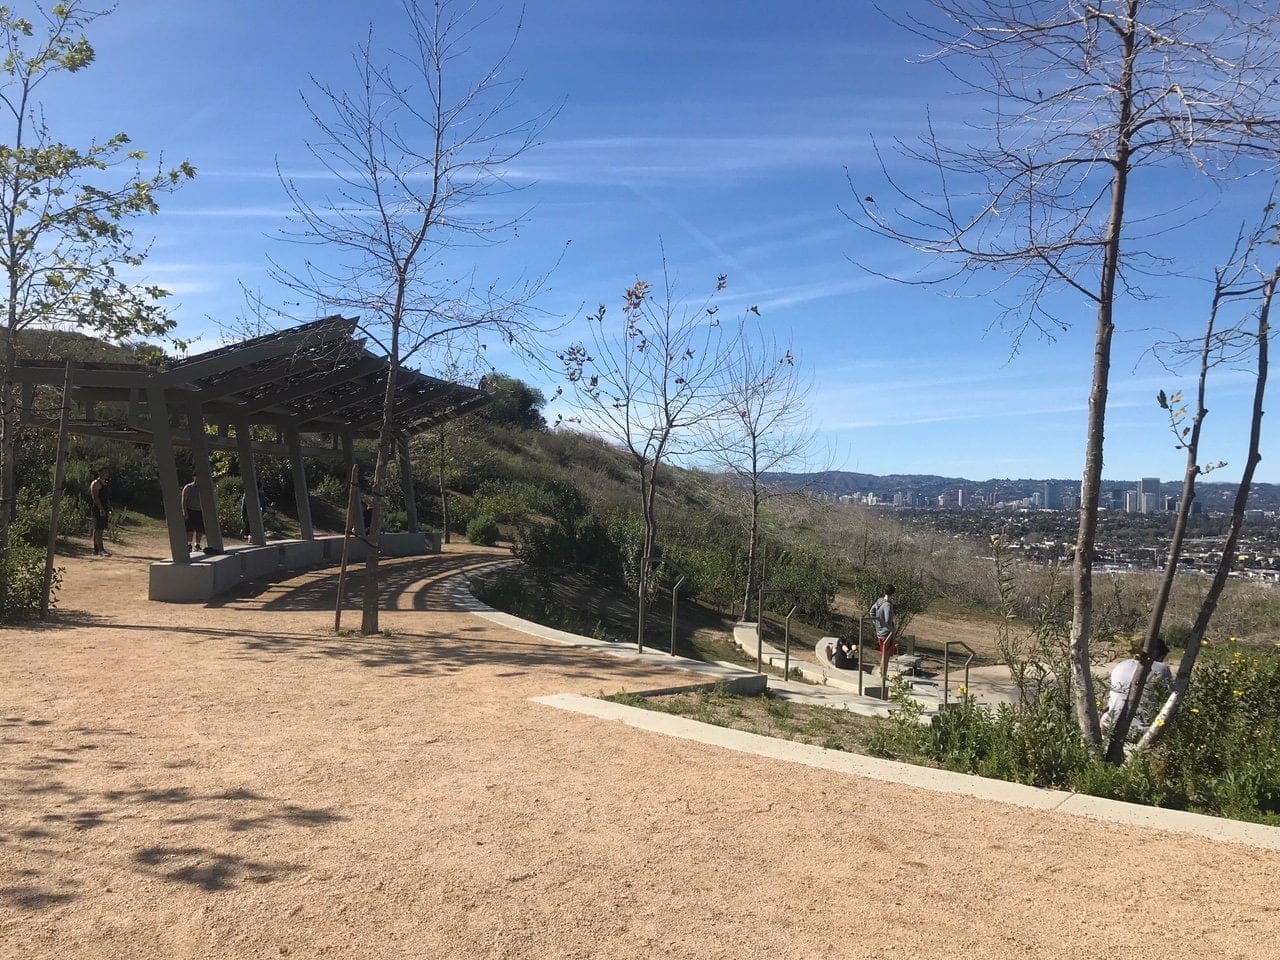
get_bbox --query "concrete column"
[186,400,223,553]
[285,426,314,540]
[398,436,418,534]
[235,416,266,546]
[146,386,190,563]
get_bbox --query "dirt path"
[1,539,1275,959]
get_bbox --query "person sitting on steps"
[831,632,858,670]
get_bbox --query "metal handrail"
[669,575,687,656]
[856,616,865,696]
[756,585,799,676]
[942,640,976,708]
[783,605,799,679]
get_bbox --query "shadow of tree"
[0,716,346,908]
[133,845,298,892]
[0,885,78,909]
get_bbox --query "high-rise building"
[1124,490,1141,513]
[957,488,966,509]
[1041,482,1052,509]
[1138,477,1161,513]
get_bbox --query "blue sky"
[35,0,1278,483]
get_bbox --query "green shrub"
[2,490,60,621]
[216,476,243,539]
[1155,645,1280,822]
[312,474,348,507]
[381,507,407,533]
[866,646,1280,825]
[467,514,501,546]
[471,480,546,525]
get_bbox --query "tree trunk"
[741,485,760,621]
[1068,10,1138,746]
[361,341,401,635]
[637,463,660,651]
[0,326,16,616]
[437,425,450,545]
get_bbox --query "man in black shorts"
[181,473,205,553]
[89,466,111,557]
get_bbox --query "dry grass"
[611,686,882,755]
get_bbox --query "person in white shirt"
[1101,636,1174,736]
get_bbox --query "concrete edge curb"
[448,562,766,688]
[531,692,1280,853]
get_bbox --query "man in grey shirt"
[869,585,897,694]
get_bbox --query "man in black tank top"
[181,473,205,553]
[90,467,111,557]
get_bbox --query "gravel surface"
[1,539,1276,959]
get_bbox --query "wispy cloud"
[163,205,295,219]
[202,132,890,190]
[807,365,1187,434]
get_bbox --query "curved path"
[1,540,1276,959]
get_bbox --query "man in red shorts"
[868,585,897,696]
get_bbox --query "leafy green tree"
[480,374,546,431]
[0,2,194,609]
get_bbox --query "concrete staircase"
[730,623,950,716]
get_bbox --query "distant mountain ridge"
[764,470,1280,511]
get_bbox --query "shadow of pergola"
[211,550,495,613]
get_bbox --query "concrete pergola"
[17,316,490,567]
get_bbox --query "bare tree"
[273,0,555,634]
[1118,233,1277,756]
[710,326,814,620]
[563,263,743,649]
[848,0,1280,743]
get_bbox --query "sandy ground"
[2,537,1277,959]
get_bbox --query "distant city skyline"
[40,0,1280,483]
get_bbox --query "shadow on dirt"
[0,717,345,909]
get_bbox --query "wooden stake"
[334,464,359,632]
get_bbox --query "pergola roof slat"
[157,315,358,387]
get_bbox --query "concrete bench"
[148,530,441,602]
